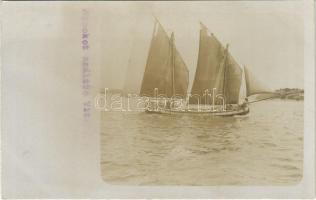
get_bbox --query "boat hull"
[145,106,249,116]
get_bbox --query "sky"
[3,1,305,92]
[96,1,304,91]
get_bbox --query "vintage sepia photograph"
[97,1,304,185]
[1,0,314,198]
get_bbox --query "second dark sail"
[190,23,226,104]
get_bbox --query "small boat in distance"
[140,19,269,116]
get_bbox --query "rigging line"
[247,95,278,104]
[172,34,175,97]
[222,44,229,102]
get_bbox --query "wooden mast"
[171,32,175,98]
[222,43,229,104]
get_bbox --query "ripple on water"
[101,100,303,185]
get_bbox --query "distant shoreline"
[274,88,304,101]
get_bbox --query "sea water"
[100,99,303,185]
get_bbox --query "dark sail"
[213,46,242,104]
[244,66,271,96]
[140,21,189,98]
[140,22,172,97]
[174,44,189,98]
[223,52,243,104]
[190,23,225,104]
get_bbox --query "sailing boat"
[140,20,269,116]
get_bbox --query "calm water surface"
[101,99,303,185]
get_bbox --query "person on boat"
[240,98,249,110]
[226,104,233,111]
[165,99,171,110]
